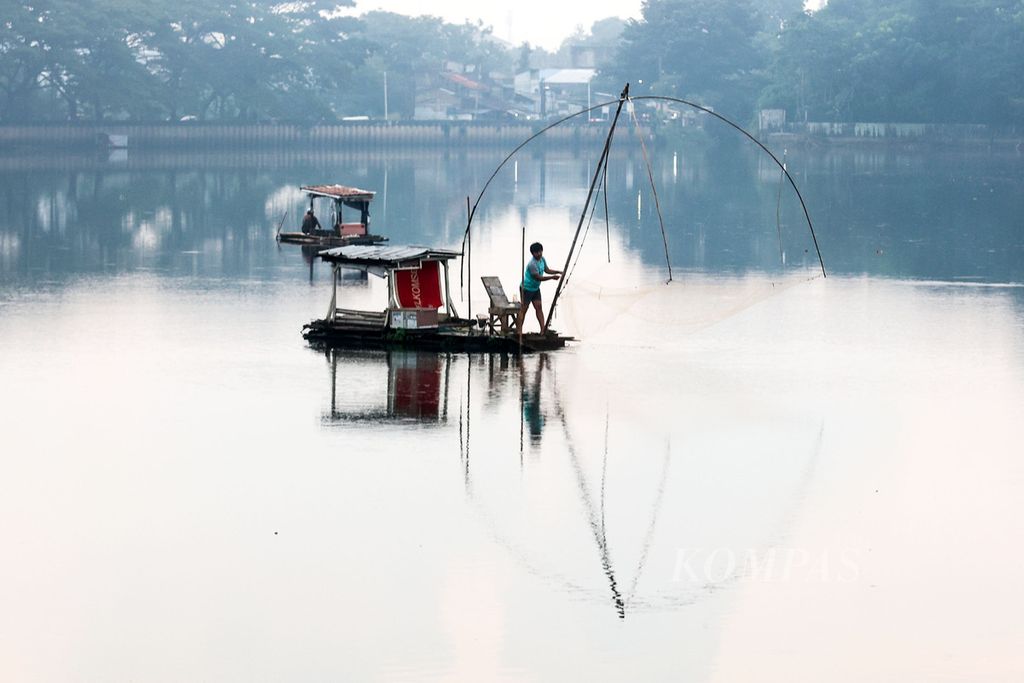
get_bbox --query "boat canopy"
[319,245,460,270]
[301,184,375,202]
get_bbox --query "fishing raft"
[301,83,826,355]
[278,184,388,247]
[302,245,572,353]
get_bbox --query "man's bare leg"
[516,301,528,333]
[534,300,545,333]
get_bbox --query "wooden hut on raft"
[302,245,572,353]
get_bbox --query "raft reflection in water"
[321,349,550,434]
[322,349,451,424]
[317,348,827,620]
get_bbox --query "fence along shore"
[2,120,1020,153]
[0,121,611,150]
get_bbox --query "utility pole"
[384,71,389,122]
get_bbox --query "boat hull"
[278,232,388,247]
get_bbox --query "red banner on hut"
[394,260,443,309]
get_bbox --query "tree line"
[606,0,1024,125]
[0,0,507,122]
[3,0,1022,125]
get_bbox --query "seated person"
[301,209,321,234]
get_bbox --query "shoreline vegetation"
[3,2,1022,131]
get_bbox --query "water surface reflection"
[2,147,1021,285]
[316,344,828,624]
[2,144,1024,680]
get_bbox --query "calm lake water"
[1,141,1023,681]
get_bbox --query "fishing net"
[460,91,828,348]
[555,260,824,347]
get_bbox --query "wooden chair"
[480,276,520,335]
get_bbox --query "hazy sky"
[351,1,828,51]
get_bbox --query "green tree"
[1,1,81,121]
[350,12,511,118]
[138,1,305,120]
[57,0,160,120]
[762,0,1024,124]
[281,3,369,120]
[604,0,769,118]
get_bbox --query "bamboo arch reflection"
[319,349,826,619]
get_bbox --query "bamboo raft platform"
[303,316,571,353]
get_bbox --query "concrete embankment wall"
[4,120,1020,152]
[0,122,608,150]
[765,122,1022,148]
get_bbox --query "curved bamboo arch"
[460,90,827,279]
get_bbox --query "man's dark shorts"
[522,288,542,306]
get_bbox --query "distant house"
[414,85,461,121]
[514,68,597,118]
[415,69,520,121]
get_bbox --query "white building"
[514,68,597,117]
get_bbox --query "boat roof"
[302,184,375,202]
[319,245,460,267]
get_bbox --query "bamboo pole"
[275,209,288,239]
[327,265,338,319]
[519,224,525,350]
[546,84,630,331]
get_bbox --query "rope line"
[631,95,826,278]
[565,153,612,290]
[627,98,673,282]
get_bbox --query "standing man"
[517,242,562,334]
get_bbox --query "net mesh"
[556,263,824,345]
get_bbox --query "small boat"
[302,245,572,353]
[277,184,388,247]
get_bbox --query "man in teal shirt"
[516,242,562,333]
